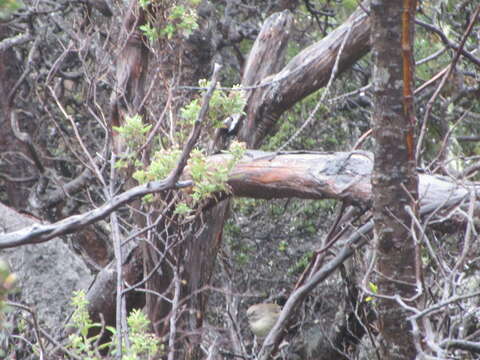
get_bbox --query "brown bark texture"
[2,1,480,359]
[109,0,149,154]
[238,5,371,147]
[0,151,475,249]
[371,0,418,358]
[175,11,295,359]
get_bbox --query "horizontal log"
[1,151,477,248]
[209,150,473,207]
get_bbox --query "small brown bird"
[246,303,281,338]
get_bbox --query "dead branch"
[2,150,478,249]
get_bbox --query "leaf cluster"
[68,291,161,359]
[181,80,246,129]
[175,141,246,215]
[0,260,16,358]
[139,0,200,41]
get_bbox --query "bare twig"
[257,193,469,360]
[279,19,354,151]
[167,269,182,360]
[10,111,45,174]
[169,64,222,181]
[416,5,480,163]
[6,301,47,359]
[108,153,125,359]
[0,179,192,248]
[48,85,107,187]
[7,36,40,106]
[0,32,33,52]
[415,19,480,68]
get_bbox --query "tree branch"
[1,151,477,249]
[0,179,192,248]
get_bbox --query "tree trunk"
[239,5,371,147]
[371,0,418,358]
[109,0,149,153]
[179,11,295,359]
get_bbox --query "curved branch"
[415,19,480,68]
[2,150,477,249]
[0,179,192,248]
[257,193,469,360]
[0,32,33,52]
[239,4,371,146]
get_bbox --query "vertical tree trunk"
[84,4,373,358]
[180,11,294,359]
[371,1,418,359]
[109,0,149,153]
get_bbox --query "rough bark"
[81,5,373,355]
[2,1,480,359]
[0,151,476,249]
[238,4,371,147]
[178,12,295,359]
[212,151,470,208]
[371,0,418,358]
[109,0,149,153]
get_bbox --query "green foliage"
[224,220,241,237]
[139,1,199,41]
[133,148,182,203]
[139,23,159,42]
[228,139,247,161]
[68,291,161,359]
[291,200,336,235]
[288,251,314,275]
[415,34,449,81]
[133,140,245,211]
[68,290,106,359]
[119,309,160,360]
[114,100,245,209]
[138,0,150,8]
[70,290,93,337]
[278,240,288,252]
[187,140,246,203]
[188,149,221,201]
[341,0,357,12]
[113,115,153,171]
[174,202,193,215]
[133,149,182,184]
[0,260,16,358]
[113,114,152,150]
[365,282,378,302]
[0,0,21,18]
[0,260,15,315]
[180,99,201,125]
[224,220,253,265]
[263,91,333,151]
[161,4,198,39]
[269,202,285,217]
[167,5,197,37]
[180,80,246,129]
[232,198,258,216]
[109,80,245,174]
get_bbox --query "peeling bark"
[0,151,476,249]
[239,4,371,147]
